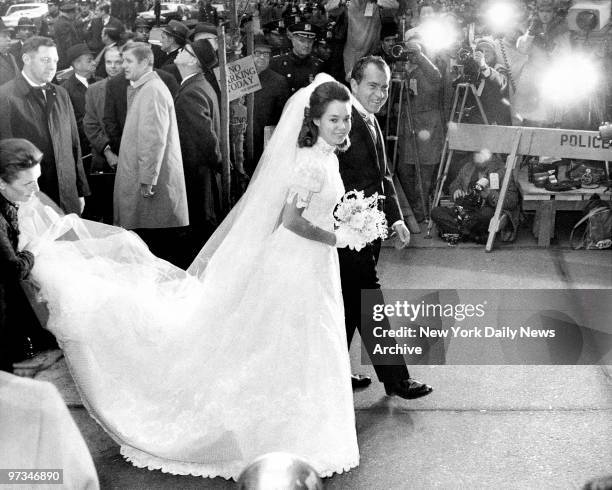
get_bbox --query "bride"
[18,75,360,480]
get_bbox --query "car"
[136,2,192,26]
[1,2,48,28]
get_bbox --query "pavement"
[34,213,612,489]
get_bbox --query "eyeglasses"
[253,50,271,58]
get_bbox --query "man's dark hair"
[98,3,110,14]
[103,27,121,44]
[22,36,55,55]
[350,55,389,84]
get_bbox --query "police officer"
[262,20,291,57]
[269,21,323,95]
[39,1,60,38]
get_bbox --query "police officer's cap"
[288,21,319,39]
[263,19,286,35]
[59,3,77,12]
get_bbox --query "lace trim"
[313,138,337,155]
[121,445,359,481]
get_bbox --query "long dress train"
[19,138,359,480]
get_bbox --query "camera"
[390,42,420,62]
[452,47,481,86]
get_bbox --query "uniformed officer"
[268,21,323,95]
[39,1,60,38]
[262,20,291,57]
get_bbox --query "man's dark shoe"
[384,379,433,399]
[351,374,372,389]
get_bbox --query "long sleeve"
[83,87,109,153]
[0,218,34,281]
[175,88,221,171]
[102,78,123,154]
[415,53,442,86]
[136,87,171,185]
[449,162,473,198]
[66,94,90,197]
[483,65,508,93]
[516,33,534,55]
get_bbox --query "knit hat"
[475,36,497,53]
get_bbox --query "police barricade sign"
[447,123,612,161]
[214,56,262,102]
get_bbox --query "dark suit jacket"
[160,62,182,84]
[54,15,82,70]
[83,78,109,171]
[0,74,90,214]
[8,42,23,71]
[251,68,289,174]
[338,106,402,226]
[61,74,100,158]
[103,69,179,153]
[174,72,222,226]
[0,51,19,87]
[85,16,123,54]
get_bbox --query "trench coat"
[0,74,90,215]
[114,70,188,229]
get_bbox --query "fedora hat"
[161,20,190,45]
[188,39,218,70]
[66,43,93,65]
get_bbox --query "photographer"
[514,0,571,126]
[395,39,444,224]
[430,151,520,243]
[461,37,512,126]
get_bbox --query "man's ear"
[349,78,358,94]
[22,52,30,66]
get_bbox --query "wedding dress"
[17,74,359,480]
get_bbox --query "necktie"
[33,84,50,102]
[364,115,378,143]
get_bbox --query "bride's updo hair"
[297,81,351,149]
[0,138,42,184]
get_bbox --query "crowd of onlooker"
[0,0,609,254]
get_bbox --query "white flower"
[349,212,366,229]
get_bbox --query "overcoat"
[114,71,188,229]
[0,74,90,214]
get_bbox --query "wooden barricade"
[445,124,612,250]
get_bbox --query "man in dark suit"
[155,20,189,83]
[103,48,179,154]
[61,43,99,171]
[11,17,37,71]
[0,20,19,86]
[174,39,222,263]
[83,44,122,223]
[250,35,289,175]
[0,36,90,215]
[54,3,82,70]
[337,55,433,399]
[85,3,123,55]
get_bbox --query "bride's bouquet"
[334,190,388,251]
